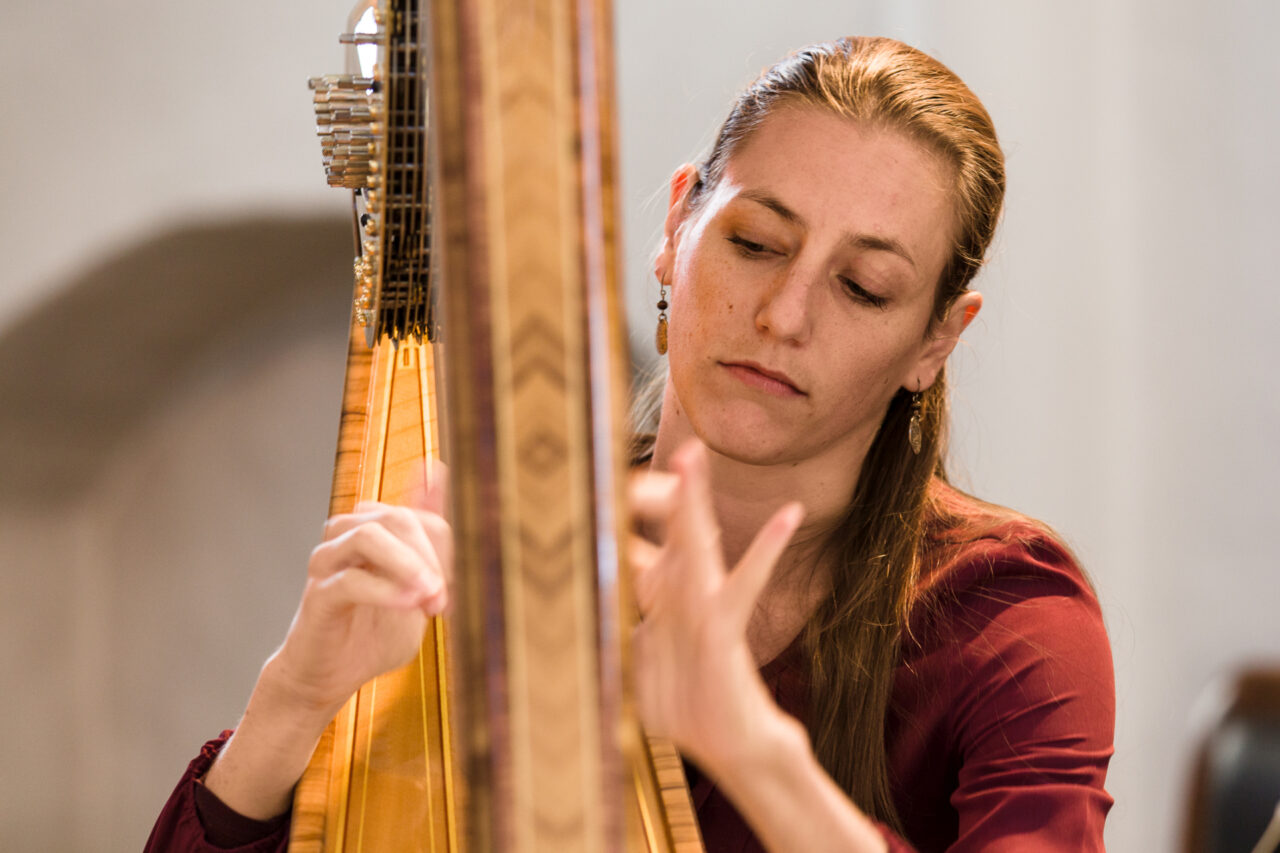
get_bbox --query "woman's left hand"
[628,440,804,776]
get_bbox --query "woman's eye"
[727,235,775,257]
[839,276,889,309]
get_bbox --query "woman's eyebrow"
[740,189,805,226]
[739,189,916,269]
[842,232,916,269]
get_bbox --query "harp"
[289,1,703,850]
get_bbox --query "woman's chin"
[691,407,870,472]
[697,422,805,468]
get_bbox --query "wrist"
[256,652,349,726]
[202,660,342,821]
[699,712,890,853]
[699,705,809,787]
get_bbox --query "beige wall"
[0,217,353,849]
[0,2,356,323]
[67,320,345,848]
[3,1,1278,850]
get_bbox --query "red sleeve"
[144,731,291,853]
[874,822,923,852]
[891,532,1115,852]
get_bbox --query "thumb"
[415,459,450,517]
[723,501,804,632]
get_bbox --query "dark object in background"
[1185,668,1280,853]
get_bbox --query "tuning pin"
[309,67,383,188]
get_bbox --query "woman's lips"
[720,361,806,397]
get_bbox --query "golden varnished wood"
[291,0,704,849]
[290,321,458,853]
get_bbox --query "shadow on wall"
[0,215,357,502]
[0,215,357,851]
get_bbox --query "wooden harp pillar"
[429,0,634,848]
[291,0,702,849]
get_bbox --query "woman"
[148,37,1113,852]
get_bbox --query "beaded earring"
[908,390,923,455]
[655,277,669,355]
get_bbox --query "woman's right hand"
[265,482,452,720]
[204,476,451,821]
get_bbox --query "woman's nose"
[754,266,816,343]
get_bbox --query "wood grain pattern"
[289,306,372,853]
[291,0,704,849]
[289,326,458,853]
[431,0,703,849]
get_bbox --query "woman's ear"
[654,164,699,283]
[907,291,982,391]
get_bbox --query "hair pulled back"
[690,37,1006,830]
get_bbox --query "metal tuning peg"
[311,1,389,335]
[309,73,384,190]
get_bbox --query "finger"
[722,501,804,632]
[309,523,441,597]
[414,583,449,618]
[370,505,442,578]
[322,508,370,542]
[406,462,454,583]
[628,534,662,617]
[667,441,724,587]
[628,470,679,523]
[630,625,665,738]
[415,509,454,585]
[323,505,444,585]
[405,459,450,518]
[629,534,661,570]
[422,460,448,517]
[311,567,427,613]
[322,501,397,541]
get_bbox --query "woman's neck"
[650,381,874,656]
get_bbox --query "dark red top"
[147,506,1114,852]
[692,512,1114,852]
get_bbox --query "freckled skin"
[656,107,962,475]
[630,110,986,853]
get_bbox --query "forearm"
[707,711,889,853]
[202,657,341,821]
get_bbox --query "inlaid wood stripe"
[481,0,608,848]
[430,0,510,846]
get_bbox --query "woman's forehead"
[711,108,955,272]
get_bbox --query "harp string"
[341,338,454,853]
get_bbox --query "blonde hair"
[688,37,1006,830]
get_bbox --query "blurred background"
[2,0,1276,849]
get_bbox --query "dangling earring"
[908,390,923,455]
[655,276,669,356]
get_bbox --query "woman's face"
[657,107,974,469]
